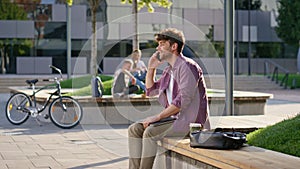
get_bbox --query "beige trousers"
[128,122,186,169]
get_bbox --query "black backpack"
[190,128,247,149]
[91,76,104,97]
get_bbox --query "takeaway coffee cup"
[189,123,203,133]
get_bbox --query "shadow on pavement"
[69,157,128,169]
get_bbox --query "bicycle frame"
[28,79,62,114]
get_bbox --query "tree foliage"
[120,0,172,12]
[276,0,300,46]
[0,0,27,20]
[119,0,172,51]
[0,0,28,48]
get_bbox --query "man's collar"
[171,53,183,70]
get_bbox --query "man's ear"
[171,43,178,51]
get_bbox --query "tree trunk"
[90,0,100,76]
[132,0,139,50]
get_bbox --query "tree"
[0,0,29,74]
[120,0,172,50]
[276,0,300,47]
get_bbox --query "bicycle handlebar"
[49,65,61,73]
[49,65,63,79]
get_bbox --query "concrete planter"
[77,90,272,125]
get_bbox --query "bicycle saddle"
[26,79,38,85]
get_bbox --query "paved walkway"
[0,89,299,168]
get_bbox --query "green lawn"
[247,114,300,157]
[280,73,300,88]
[269,73,300,89]
[60,75,113,89]
[241,73,300,89]
[66,79,114,96]
[60,75,114,96]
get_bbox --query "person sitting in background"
[111,59,139,97]
[131,49,147,91]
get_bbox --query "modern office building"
[0,0,298,74]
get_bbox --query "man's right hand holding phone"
[148,51,163,69]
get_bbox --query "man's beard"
[159,48,172,61]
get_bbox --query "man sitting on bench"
[128,28,211,169]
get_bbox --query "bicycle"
[5,65,83,129]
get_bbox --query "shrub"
[247,114,300,157]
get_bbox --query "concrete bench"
[159,137,300,169]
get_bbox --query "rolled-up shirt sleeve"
[171,93,181,108]
[146,80,160,96]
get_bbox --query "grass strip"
[247,114,300,157]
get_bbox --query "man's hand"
[142,115,160,129]
[148,51,163,69]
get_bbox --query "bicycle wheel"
[49,96,83,129]
[6,92,31,125]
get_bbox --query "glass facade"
[0,0,298,74]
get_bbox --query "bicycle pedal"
[44,114,49,119]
